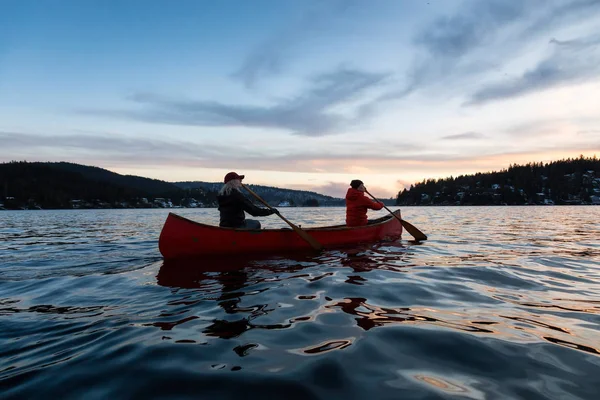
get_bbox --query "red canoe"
[158,211,403,259]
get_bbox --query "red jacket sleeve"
[360,196,384,210]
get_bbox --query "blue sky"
[2,0,600,197]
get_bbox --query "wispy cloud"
[231,0,357,88]
[503,116,600,137]
[467,33,600,105]
[83,68,390,136]
[289,181,398,198]
[0,131,234,161]
[415,1,528,59]
[520,0,600,39]
[396,178,415,190]
[379,0,600,103]
[3,131,598,180]
[0,130,447,176]
[288,181,351,198]
[504,120,560,137]
[0,131,427,166]
[5,129,597,166]
[388,0,534,100]
[578,129,600,135]
[441,132,486,140]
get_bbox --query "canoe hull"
[158,211,403,259]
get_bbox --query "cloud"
[467,33,600,105]
[290,181,398,198]
[549,34,600,48]
[0,130,468,176]
[396,178,415,191]
[504,116,600,137]
[385,0,534,100]
[520,0,600,39]
[3,129,598,177]
[415,1,528,59]
[288,181,350,198]
[377,0,600,104]
[0,131,429,166]
[504,120,560,137]
[578,129,600,135]
[441,132,486,140]
[231,0,357,88]
[83,68,390,136]
[0,131,234,161]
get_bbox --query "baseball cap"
[224,172,245,183]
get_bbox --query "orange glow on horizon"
[106,149,599,197]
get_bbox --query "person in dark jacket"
[217,172,278,229]
[345,179,384,227]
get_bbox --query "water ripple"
[1,207,599,399]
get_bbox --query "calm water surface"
[1,206,599,399]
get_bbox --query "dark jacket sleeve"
[237,191,275,217]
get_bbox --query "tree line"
[396,155,600,206]
[0,161,329,209]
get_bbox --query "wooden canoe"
[158,210,403,259]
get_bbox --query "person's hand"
[271,208,280,215]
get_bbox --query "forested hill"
[0,161,342,209]
[396,156,600,206]
[0,162,207,209]
[46,162,180,194]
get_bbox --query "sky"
[1,0,600,198]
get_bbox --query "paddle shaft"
[241,183,323,251]
[365,189,402,223]
[365,189,428,241]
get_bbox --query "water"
[1,206,599,399]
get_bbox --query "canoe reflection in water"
[155,244,414,340]
[156,255,316,340]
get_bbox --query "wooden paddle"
[241,183,323,251]
[365,189,428,241]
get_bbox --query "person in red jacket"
[345,179,384,227]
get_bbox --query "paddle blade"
[400,219,428,241]
[364,189,428,241]
[292,225,323,251]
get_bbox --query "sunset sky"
[2,0,600,197]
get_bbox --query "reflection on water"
[1,207,599,399]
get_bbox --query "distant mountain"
[174,181,344,206]
[396,155,600,206]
